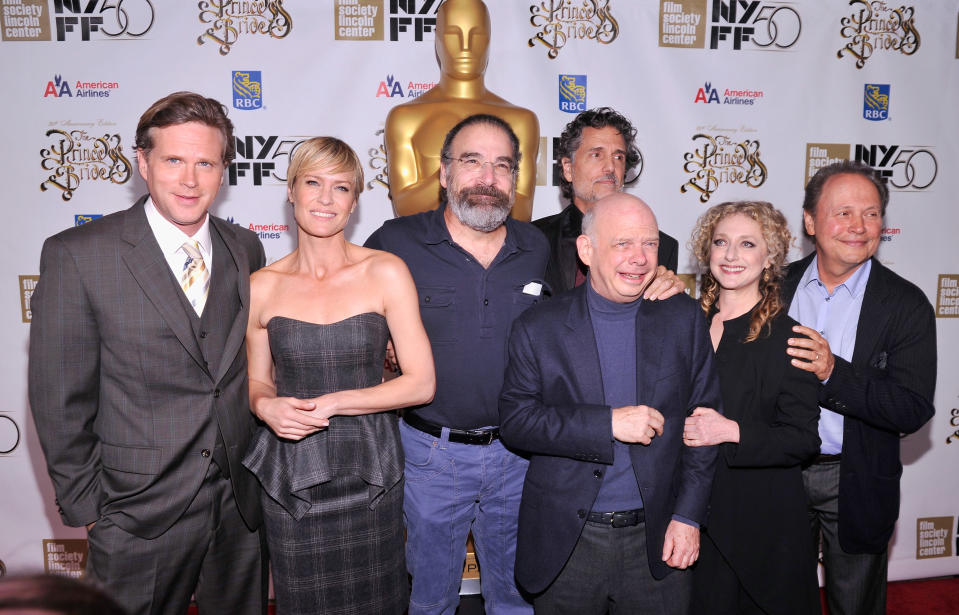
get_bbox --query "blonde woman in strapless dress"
[243,137,435,615]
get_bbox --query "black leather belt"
[814,453,841,464]
[403,413,500,445]
[587,508,645,528]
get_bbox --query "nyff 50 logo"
[855,144,936,191]
[659,0,800,50]
[229,136,307,186]
[53,0,155,41]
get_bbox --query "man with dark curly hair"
[534,108,678,296]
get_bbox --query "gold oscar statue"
[384,0,540,221]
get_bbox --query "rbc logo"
[863,84,889,121]
[558,75,586,113]
[233,71,263,110]
[75,214,102,226]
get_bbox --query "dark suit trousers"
[533,520,690,615]
[86,464,267,615]
[803,460,887,615]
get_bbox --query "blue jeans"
[401,419,532,615]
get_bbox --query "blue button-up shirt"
[365,204,549,429]
[788,256,872,454]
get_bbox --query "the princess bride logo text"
[198,0,292,56]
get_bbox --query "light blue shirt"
[788,256,871,455]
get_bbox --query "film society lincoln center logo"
[658,0,801,50]
[937,275,959,318]
[916,517,953,560]
[1,0,154,42]
[334,0,439,42]
[804,143,936,192]
[43,539,88,577]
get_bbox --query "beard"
[574,173,622,204]
[448,183,514,232]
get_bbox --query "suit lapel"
[563,287,605,402]
[120,197,206,372]
[635,300,663,404]
[209,217,250,384]
[851,259,890,368]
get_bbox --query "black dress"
[243,313,406,615]
[691,308,821,615]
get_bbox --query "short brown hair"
[135,91,235,164]
[286,137,364,195]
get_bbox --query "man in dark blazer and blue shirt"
[500,193,721,614]
[28,92,267,615]
[784,161,936,615]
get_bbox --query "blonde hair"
[286,137,364,194]
[690,200,792,342]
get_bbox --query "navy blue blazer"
[499,285,722,593]
[784,254,936,553]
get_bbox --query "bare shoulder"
[356,245,410,279]
[250,254,295,292]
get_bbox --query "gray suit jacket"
[29,196,265,539]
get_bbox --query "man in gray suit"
[29,92,267,615]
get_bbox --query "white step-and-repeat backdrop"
[1,0,957,584]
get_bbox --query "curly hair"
[690,201,793,342]
[555,107,641,201]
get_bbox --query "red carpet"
[819,577,959,615]
[190,576,959,614]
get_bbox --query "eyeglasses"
[443,155,516,177]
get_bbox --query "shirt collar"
[799,254,872,298]
[144,198,212,260]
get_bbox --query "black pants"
[533,520,690,615]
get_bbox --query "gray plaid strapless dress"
[243,313,406,615]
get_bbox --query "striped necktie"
[180,240,209,316]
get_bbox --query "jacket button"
[213,389,220,398]
[577,509,586,518]
[424,296,431,304]
[201,449,211,458]
[199,331,208,339]
[593,470,602,479]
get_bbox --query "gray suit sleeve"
[28,235,104,527]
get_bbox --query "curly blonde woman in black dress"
[683,201,820,615]
[242,137,435,614]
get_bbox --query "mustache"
[459,184,511,203]
[595,173,619,185]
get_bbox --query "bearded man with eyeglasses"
[366,114,548,614]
